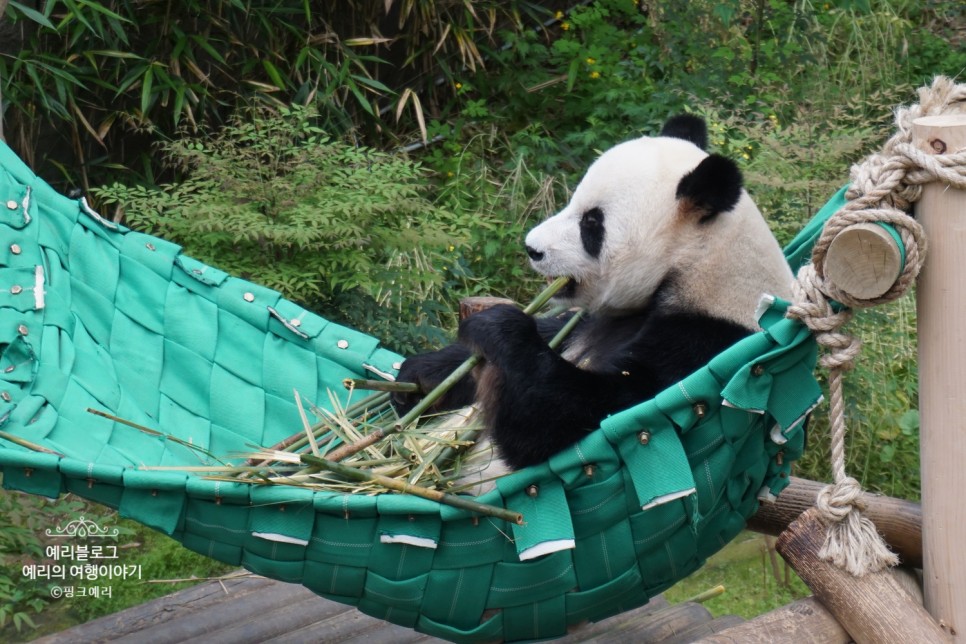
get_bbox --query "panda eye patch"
[581,208,603,227]
[579,207,605,258]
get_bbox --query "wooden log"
[564,602,712,643]
[459,296,515,320]
[746,475,922,568]
[914,113,966,640]
[823,222,904,299]
[662,615,745,643]
[692,597,849,644]
[776,507,949,643]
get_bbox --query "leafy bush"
[0,489,103,636]
[0,0,533,187]
[94,105,467,353]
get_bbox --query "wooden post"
[914,114,966,639]
[823,222,904,300]
[777,508,949,643]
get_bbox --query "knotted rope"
[786,76,966,576]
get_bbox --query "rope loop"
[786,76,966,576]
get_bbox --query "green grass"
[665,532,811,619]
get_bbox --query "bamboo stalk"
[297,453,524,525]
[87,408,222,462]
[343,378,421,394]
[683,584,725,604]
[245,391,389,466]
[0,430,64,456]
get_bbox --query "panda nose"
[526,245,544,262]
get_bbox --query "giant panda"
[394,115,793,473]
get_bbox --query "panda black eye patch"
[580,207,605,258]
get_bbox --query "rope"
[786,76,966,576]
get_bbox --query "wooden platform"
[36,574,743,643]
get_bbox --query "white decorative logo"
[45,516,119,539]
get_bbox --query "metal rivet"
[693,402,708,418]
[290,318,301,328]
[24,467,33,478]
[1,391,10,402]
[751,364,765,377]
[583,464,596,477]
[17,324,28,336]
[10,285,22,294]
[10,244,21,255]
[638,430,651,445]
[243,292,255,302]
[776,451,784,466]
[145,243,156,251]
[6,200,17,210]
[337,339,349,349]
[392,362,402,370]
[525,484,539,497]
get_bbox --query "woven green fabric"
[0,140,830,642]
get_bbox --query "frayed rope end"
[815,477,899,576]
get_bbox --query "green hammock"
[0,140,832,642]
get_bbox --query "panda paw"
[392,344,476,415]
[458,304,543,367]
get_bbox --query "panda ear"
[659,114,708,150]
[675,154,743,222]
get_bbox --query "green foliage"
[0,0,533,187]
[93,105,467,354]
[0,489,104,636]
[796,297,921,500]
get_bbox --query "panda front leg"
[459,305,648,469]
[393,310,570,416]
[392,343,477,415]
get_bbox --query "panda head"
[524,115,791,325]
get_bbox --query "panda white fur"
[394,115,793,473]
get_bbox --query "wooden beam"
[914,113,966,639]
[823,222,904,300]
[747,476,922,568]
[692,596,849,644]
[776,508,949,643]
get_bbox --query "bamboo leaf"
[141,64,154,115]
[8,1,56,29]
[263,59,287,91]
[350,74,392,94]
[69,100,105,146]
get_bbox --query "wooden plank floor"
[36,574,743,643]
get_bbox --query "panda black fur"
[394,115,793,471]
